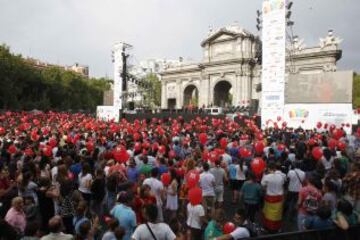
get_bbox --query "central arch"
[214,80,232,107]
[183,85,199,107]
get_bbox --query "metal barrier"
[243,225,360,240]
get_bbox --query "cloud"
[0,0,358,77]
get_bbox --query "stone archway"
[214,80,232,107]
[183,85,199,107]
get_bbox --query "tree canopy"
[353,73,360,109]
[0,44,110,111]
[138,73,161,109]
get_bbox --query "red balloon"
[33,119,40,126]
[329,124,336,132]
[316,122,322,129]
[8,145,17,154]
[24,148,34,157]
[86,141,94,152]
[0,127,5,135]
[188,187,202,205]
[43,145,52,157]
[324,123,329,129]
[277,144,286,152]
[332,128,344,140]
[168,150,176,159]
[312,147,323,160]
[186,170,200,188]
[357,127,360,136]
[49,138,57,148]
[113,146,129,163]
[209,151,219,162]
[250,157,266,176]
[199,133,208,145]
[308,138,316,146]
[254,141,265,155]
[158,145,166,154]
[161,173,171,186]
[328,138,337,150]
[239,148,251,158]
[133,132,141,141]
[219,138,227,149]
[337,141,346,151]
[277,116,282,122]
[223,222,236,234]
[134,142,142,152]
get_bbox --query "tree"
[140,73,161,109]
[353,73,360,109]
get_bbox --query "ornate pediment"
[201,25,253,47]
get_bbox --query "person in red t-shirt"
[133,184,156,224]
[297,175,323,231]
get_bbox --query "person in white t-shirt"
[215,208,250,240]
[285,162,305,218]
[78,162,93,203]
[186,201,205,239]
[199,162,215,216]
[142,168,165,222]
[261,162,286,232]
[132,204,176,240]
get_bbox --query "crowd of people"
[0,111,359,240]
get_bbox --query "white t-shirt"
[186,203,205,229]
[236,165,248,181]
[143,177,164,206]
[287,168,305,192]
[199,171,215,197]
[132,222,176,240]
[261,171,285,196]
[320,157,334,170]
[230,227,250,239]
[78,173,92,194]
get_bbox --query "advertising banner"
[261,0,286,128]
[283,104,353,134]
[96,106,120,122]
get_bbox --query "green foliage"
[0,44,111,111]
[140,73,161,109]
[353,73,360,109]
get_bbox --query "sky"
[0,0,359,78]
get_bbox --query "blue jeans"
[297,212,308,231]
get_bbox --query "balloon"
[357,127,360,136]
[86,141,94,152]
[188,187,202,205]
[332,128,344,140]
[168,150,176,159]
[33,119,40,126]
[209,151,219,162]
[0,127,5,135]
[113,146,129,163]
[316,122,322,129]
[161,173,171,186]
[277,144,286,152]
[324,123,329,129]
[8,144,17,154]
[134,142,142,152]
[312,147,323,160]
[308,138,316,146]
[223,222,236,234]
[250,157,266,176]
[24,148,34,157]
[337,141,346,151]
[43,145,52,157]
[158,145,166,154]
[254,141,265,155]
[277,116,282,122]
[49,138,57,148]
[328,138,337,150]
[282,121,287,128]
[186,170,200,188]
[329,124,336,132]
[133,132,141,141]
[239,148,251,158]
[199,133,208,145]
[219,138,227,149]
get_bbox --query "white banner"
[283,104,353,134]
[113,43,124,109]
[96,106,120,122]
[261,0,286,128]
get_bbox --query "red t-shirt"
[298,185,322,214]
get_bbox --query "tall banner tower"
[261,0,286,128]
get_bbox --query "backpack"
[303,190,320,214]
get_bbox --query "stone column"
[176,79,182,109]
[161,79,167,109]
[199,73,209,107]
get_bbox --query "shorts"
[215,187,224,202]
[230,179,244,191]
